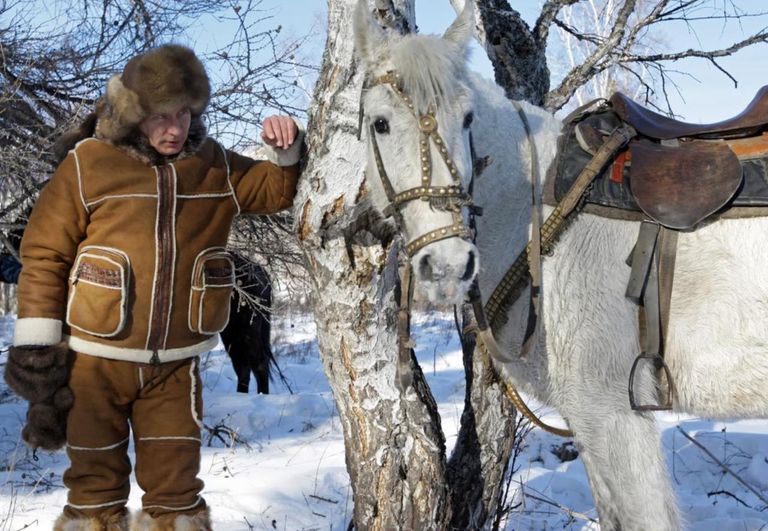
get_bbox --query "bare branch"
[535,0,581,44]
[545,0,638,110]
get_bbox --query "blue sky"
[257,0,767,123]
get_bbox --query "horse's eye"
[463,112,474,129]
[374,118,390,135]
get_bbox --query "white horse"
[354,1,768,530]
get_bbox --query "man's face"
[138,105,192,156]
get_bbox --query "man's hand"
[261,115,298,149]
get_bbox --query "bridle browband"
[364,71,476,257]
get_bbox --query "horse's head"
[354,0,478,305]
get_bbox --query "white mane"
[387,34,469,114]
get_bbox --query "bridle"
[364,71,477,257]
[360,69,574,438]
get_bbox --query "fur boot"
[131,508,211,531]
[54,510,129,531]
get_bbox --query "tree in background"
[460,0,768,112]
[0,0,317,304]
[299,0,768,529]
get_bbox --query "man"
[3,44,303,530]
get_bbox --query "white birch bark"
[295,1,451,528]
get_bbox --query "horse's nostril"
[460,251,475,281]
[419,254,434,280]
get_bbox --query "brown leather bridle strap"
[365,70,475,258]
[405,223,472,256]
[389,185,469,207]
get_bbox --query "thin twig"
[522,490,598,523]
[677,426,768,507]
[707,489,751,508]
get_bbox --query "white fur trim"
[141,496,203,512]
[133,505,209,531]
[68,437,130,451]
[72,150,90,215]
[66,335,219,364]
[217,141,241,215]
[138,436,201,443]
[67,498,129,510]
[13,318,62,346]
[261,119,305,167]
[87,193,157,207]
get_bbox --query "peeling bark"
[296,1,450,528]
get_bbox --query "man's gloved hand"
[4,342,73,450]
[23,387,73,451]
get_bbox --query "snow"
[1,312,767,529]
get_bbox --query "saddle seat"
[610,85,768,140]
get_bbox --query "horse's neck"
[468,75,562,298]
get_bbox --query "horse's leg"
[227,343,251,393]
[250,316,272,394]
[537,215,681,530]
[566,404,680,531]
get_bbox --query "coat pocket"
[66,246,131,337]
[188,248,234,334]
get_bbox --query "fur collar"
[100,114,208,166]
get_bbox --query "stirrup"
[628,352,673,411]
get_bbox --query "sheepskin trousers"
[61,353,207,520]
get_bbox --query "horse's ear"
[354,0,386,65]
[443,0,474,47]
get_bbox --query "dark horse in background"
[221,254,276,394]
[1,223,275,394]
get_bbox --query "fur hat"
[94,44,211,142]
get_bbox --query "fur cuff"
[54,509,129,531]
[4,342,70,403]
[131,507,211,531]
[262,119,305,167]
[13,317,62,346]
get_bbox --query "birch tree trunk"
[295,1,451,528]
[446,307,518,529]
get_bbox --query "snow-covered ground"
[1,312,767,529]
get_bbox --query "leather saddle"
[575,87,768,229]
[610,85,768,140]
